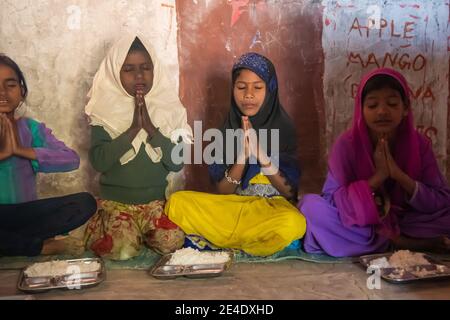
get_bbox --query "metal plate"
[149,252,233,280]
[17,258,106,293]
[359,252,450,284]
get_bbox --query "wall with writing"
[322,0,449,172]
[0,0,448,198]
[177,0,449,193]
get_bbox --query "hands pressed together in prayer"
[359,131,450,253]
[0,114,35,161]
[238,116,271,168]
[218,116,296,200]
[370,133,416,198]
[373,134,403,182]
[127,89,157,139]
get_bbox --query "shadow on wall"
[184,72,230,193]
[70,56,105,198]
[73,112,100,197]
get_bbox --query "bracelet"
[225,169,241,185]
[372,190,388,218]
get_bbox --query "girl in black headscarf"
[165,53,306,256]
[211,52,300,200]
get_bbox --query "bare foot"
[40,237,85,256]
[41,239,65,255]
[392,235,450,253]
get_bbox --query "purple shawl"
[328,68,422,238]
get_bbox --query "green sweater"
[89,126,183,204]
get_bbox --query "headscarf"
[85,34,193,198]
[329,67,422,237]
[85,34,192,165]
[209,52,299,191]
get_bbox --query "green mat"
[0,247,357,271]
[235,248,357,264]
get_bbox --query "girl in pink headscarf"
[299,68,450,257]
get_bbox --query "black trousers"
[0,192,97,256]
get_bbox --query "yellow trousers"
[165,191,306,256]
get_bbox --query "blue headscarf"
[208,52,300,197]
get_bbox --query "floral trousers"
[84,199,185,260]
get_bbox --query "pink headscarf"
[351,68,421,184]
[329,68,422,237]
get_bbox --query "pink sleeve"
[407,138,450,213]
[334,180,380,227]
[325,135,380,227]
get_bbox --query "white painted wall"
[0,0,180,197]
[0,0,448,198]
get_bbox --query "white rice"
[168,248,230,265]
[369,257,390,268]
[24,260,101,277]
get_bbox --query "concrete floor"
[1,260,450,300]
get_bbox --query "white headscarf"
[85,34,193,197]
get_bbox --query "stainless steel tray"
[17,258,106,293]
[149,252,233,280]
[360,252,450,284]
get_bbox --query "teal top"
[0,118,80,204]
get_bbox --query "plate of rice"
[360,250,450,283]
[18,258,105,292]
[150,248,233,279]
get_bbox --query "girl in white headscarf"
[84,35,192,260]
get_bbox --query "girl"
[84,35,193,260]
[165,52,306,257]
[299,68,450,257]
[0,54,96,257]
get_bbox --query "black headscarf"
[209,52,300,191]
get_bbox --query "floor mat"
[0,247,357,271]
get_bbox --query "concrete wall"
[177,0,449,193]
[0,0,181,197]
[0,0,448,198]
